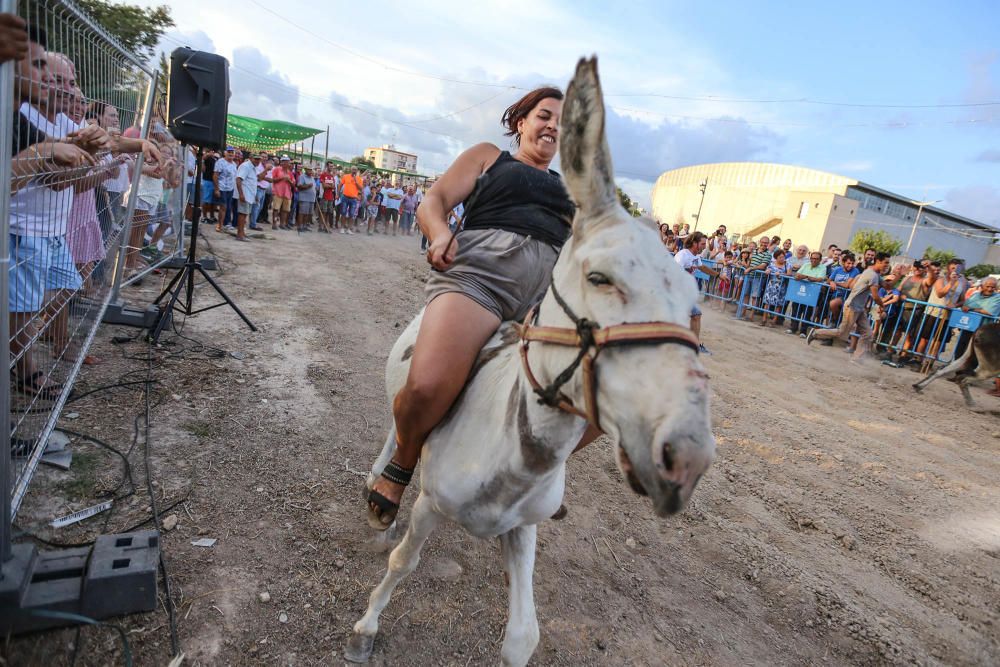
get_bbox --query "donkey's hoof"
[344,633,375,663]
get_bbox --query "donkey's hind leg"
[345,492,441,663]
[499,524,540,667]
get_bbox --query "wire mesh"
[3,0,175,519]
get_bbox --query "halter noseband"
[515,282,700,431]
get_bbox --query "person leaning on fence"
[742,236,773,322]
[918,259,968,363]
[872,271,903,356]
[759,248,791,328]
[8,31,123,399]
[947,277,999,360]
[826,251,860,327]
[807,252,890,362]
[786,249,827,336]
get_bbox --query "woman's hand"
[426,231,458,271]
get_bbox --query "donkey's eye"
[587,271,612,286]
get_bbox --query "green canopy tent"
[226,114,323,152]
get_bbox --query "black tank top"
[461,151,575,248]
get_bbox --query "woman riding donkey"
[366,86,604,528]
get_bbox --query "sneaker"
[340,229,346,235]
[698,343,712,355]
[805,329,816,346]
[785,329,795,335]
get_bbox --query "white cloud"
[943,185,1000,229]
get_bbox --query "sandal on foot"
[366,461,413,531]
[14,370,66,402]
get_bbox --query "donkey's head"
[542,57,714,516]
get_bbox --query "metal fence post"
[0,0,15,565]
[107,73,158,306]
[734,270,752,319]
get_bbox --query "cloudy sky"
[138,0,999,226]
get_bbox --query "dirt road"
[10,228,999,666]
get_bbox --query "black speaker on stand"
[151,48,256,342]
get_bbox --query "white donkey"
[346,57,715,667]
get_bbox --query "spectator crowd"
[662,224,1000,397]
[191,148,433,245]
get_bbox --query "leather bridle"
[515,282,700,431]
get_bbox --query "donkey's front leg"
[499,524,539,667]
[345,492,441,663]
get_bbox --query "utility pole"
[692,178,708,232]
[324,125,330,164]
[904,199,942,257]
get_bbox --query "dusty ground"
[7,226,999,666]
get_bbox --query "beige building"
[651,162,998,264]
[365,144,418,173]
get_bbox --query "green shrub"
[966,264,1000,279]
[922,245,956,265]
[848,229,903,256]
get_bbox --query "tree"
[615,186,642,217]
[352,156,376,169]
[848,229,903,257]
[922,245,956,265]
[74,0,174,60]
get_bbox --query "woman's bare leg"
[369,293,501,518]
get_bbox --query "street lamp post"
[904,199,942,257]
[692,178,707,233]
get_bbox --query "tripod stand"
[150,146,256,341]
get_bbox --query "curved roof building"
[651,162,997,263]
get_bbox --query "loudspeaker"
[166,48,230,150]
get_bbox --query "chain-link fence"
[1,0,183,531]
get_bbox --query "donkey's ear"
[560,56,617,225]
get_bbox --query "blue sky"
[141,0,999,226]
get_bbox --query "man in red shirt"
[269,155,295,230]
[319,161,338,232]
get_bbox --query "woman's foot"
[366,461,414,530]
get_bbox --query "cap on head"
[280,155,290,162]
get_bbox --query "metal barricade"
[109,95,187,294]
[728,267,997,369]
[2,0,161,528]
[873,299,998,367]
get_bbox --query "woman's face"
[517,97,561,161]
[100,104,120,131]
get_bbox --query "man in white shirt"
[381,182,404,236]
[234,153,259,241]
[213,146,238,231]
[673,231,717,355]
[250,157,270,230]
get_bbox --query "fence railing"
[2,0,185,534]
[690,259,996,366]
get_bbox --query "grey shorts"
[237,199,252,215]
[298,201,314,215]
[425,228,559,321]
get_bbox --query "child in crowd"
[760,248,790,327]
[717,250,734,298]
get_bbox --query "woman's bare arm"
[417,142,500,247]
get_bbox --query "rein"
[515,282,700,431]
